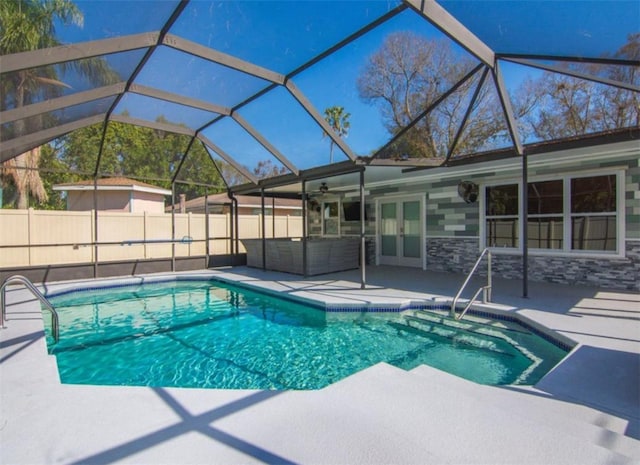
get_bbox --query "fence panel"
[173,213,192,258]
[29,210,93,265]
[98,212,146,261]
[144,213,173,259]
[187,213,206,256]
[0,209,303,268]
[0,210,30,266]
[208,214,230,255]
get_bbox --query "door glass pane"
[381,203,397,256]
[323,202,339,235]
[403,201,421,258]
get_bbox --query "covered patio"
[1,0,639,292]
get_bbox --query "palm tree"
[323,106,351,163]
[1,0,117,209]
[0,0,83,208]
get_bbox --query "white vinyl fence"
[0,209,302,268]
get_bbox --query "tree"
[0,0,118,208]
[0,0,83,207]
[357,32,505,159]
[322,106,351,163]
[37,143,77,210]
[252,159,288,178]
[54,119,225,201]
[515,34,639,142]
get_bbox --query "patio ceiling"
[1,0,638,195]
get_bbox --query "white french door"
[377,196,424,267]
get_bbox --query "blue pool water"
[46,280,567,390]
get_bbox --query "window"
[322,201,339,235]
[528,180,563,249]
[483,173,620,254]
[571,175,616,251]
[485,184,519,247]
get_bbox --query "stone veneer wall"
[424,154,639,291]
[427,237,640,291]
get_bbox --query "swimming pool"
[45,278,568,390]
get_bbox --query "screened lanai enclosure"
[1,0,639,290]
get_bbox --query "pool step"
[409,364,639,460]
[411,309,532,335]
[398,315,516,357]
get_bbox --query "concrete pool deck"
[1,266,638,464]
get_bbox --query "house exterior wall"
[422,155,639,291]
[308,149,639,291]
[67,191,131,212]
[131,191,166,213]
[184,204,301,216]
[66,190,167,213]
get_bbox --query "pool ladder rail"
[450,248,492,321]
[0,275,59,343]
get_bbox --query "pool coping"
[43,271,577,353]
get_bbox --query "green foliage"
[0,0,118,208]
[55,120,225,200]
[323,106,351,163]
[38,143,78,210]
[0,0,82,55]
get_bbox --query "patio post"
[360,169,366,289]
[302,180,307,278]
[233,195,239,257]
[205,189,209,267]
[227,191,236,258]
[92,176,99,278]
[522,150,529,298]
[261,188,266,270]
[171,182,176,272]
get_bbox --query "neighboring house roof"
[53,177,172,196]
[169,193,302,212]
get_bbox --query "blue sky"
[50,0,640,173]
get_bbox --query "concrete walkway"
[1,266,638,464]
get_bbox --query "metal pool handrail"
[1,275,59,343]
[450,248,492,320]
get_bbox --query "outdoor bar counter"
[241,237,359,276]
